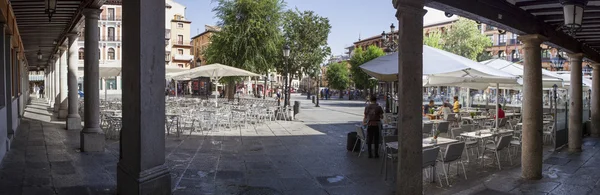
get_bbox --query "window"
[499,50,506,59]
[511,33,518,40]
[542,49,551,58]
[107,8,115,20]
[178,49,184,55]
[78,48,84,60]
[178,64,184,68]
[177,23,183,29]
[166,52,171,61]
[175,14,183,20]
[108,48,115,60]
[499,34,506,43]
[178,35,183,44]
[107,27,115,41]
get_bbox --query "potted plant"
[470,112,476,118]
[432,130,441,144]
[429,108,435,114]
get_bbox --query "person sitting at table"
[423,100,434,115]
[453,96,460,113]
[493,104,506,119]
[437,102,452,120]
[363,96,384,159]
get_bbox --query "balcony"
[495,42,507,46]
[100,36,121,42]
[165,29,171,40]
[173,54,193,61]
[171,40,192,47]
[101,15,122,21]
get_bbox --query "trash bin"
[347,132,360,152]
[293,101,300,115]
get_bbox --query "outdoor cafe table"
[385,137,459,150]
[460,129,514,140]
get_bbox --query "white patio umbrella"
[99,62,189,98]
[481,58,564,89]
[360,45,519,129]
[171,63,261,105]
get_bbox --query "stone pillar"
[54,54,60,112]
[393,0,426,194]
[592,65,600,137]
[0,23,6,160]
[4,34,13,135]
[568,53,584,152]
[518,34,546,180]
[59,47,68,118]
[66,33,81,130]
[81,9,105,152]
[117,0,171,193]
[49,62,54,106]
[45,69,48,101]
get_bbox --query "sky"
[175,0,454,56]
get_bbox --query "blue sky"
[176,0,451,56]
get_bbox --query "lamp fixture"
[45,0,57,22]
[559,0,588,35]
[282,45,290,57]
[37,49,42,60]
[444,12,453,18]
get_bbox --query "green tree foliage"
[349,45,385,90]
[326,62,350,94]
[441,18,492,60]
[423,31,443,49]
[477,51,494,62]
[277,9,332,84]
[204,0,285,98]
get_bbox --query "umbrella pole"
[496,83,499,129]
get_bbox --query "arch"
[108,48,115,60]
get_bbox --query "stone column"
[4,34,13,135]
[59,47,68,118]
[117,0,171,193]
[0,23,6,159]
[81,9,105,152]
[568,53,584,152]
[49,62,54,106]
[45,69,48,101]
[54,54,60,112]
[518,34,546,180]
[592,65,600,137]
[393,0,426,194]
[66,33,81,130]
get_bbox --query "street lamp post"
[316,69,321,107]
[551,53,566,71]
[381,23,398,53]
[283,45,291,107]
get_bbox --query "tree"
[477,51,494,62]
[276,9,332,96]
[326,62,350,98]
[204,0,284,99]
[349,45,385,96]
[423,31,443,49]
[442,18,492,60]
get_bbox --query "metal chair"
[423,123,434,137]
[436,121,450,137]
[481,135,512,170]
[352,125,367,157]
[423,147,442,187]
[438,142,467,186]
[380,135,398,181]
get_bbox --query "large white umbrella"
[360,45,519,89]
[481,59,564,89]
[171,63,261,105]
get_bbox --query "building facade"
[191,25,220,68]
[165,0,192,69]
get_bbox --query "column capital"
[66,32,79,39]
[53,53,60,60]
[567,53,585,60]
[394,0,427,18]
[518,34,547,47]
[58,46,68,52]
[83,8,102,19]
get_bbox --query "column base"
[58,109,68,119]
[80,130,105,152]
[569,148,582,153]
[117,163,171,195]
[66,116,82,130]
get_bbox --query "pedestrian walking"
[39,85,45,98]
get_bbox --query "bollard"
[293,101,300,116]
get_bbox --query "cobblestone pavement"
[1,94,597,195]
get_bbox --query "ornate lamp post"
[316,69,321,107]
[551,53,567,71]
[381,23,398,53]
[283,45,291,107]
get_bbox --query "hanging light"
[45,0,57,22]
[560,0,588,35]
[37,50,42,60]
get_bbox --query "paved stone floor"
[1,94,597,195]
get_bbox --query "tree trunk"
[227,80,235,101]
